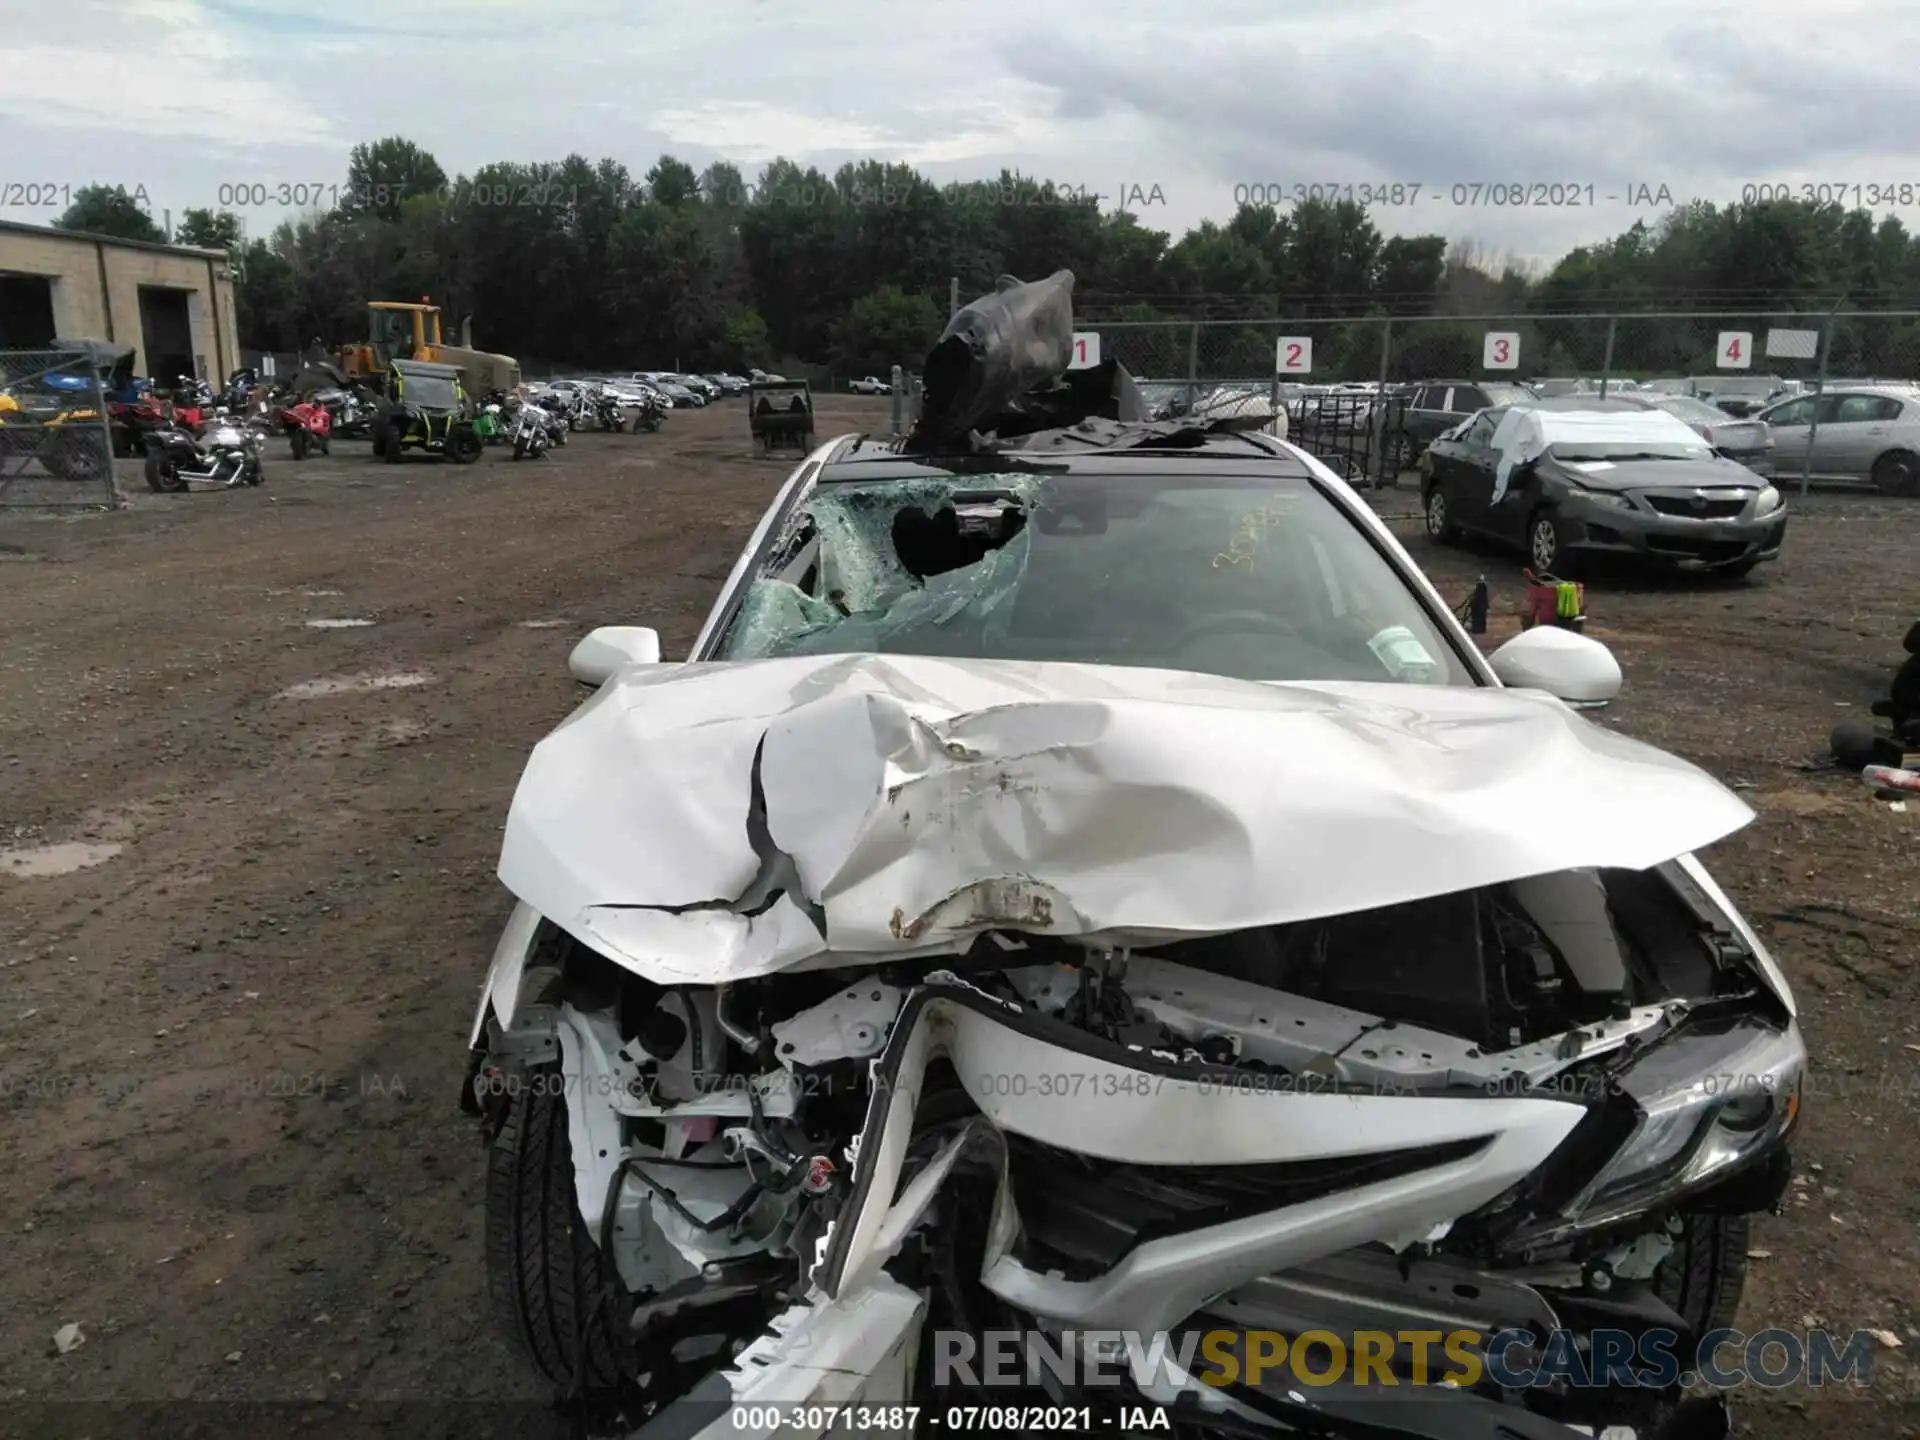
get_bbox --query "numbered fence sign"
[1068,332,1100,369]
[1483,331,1519,370]
[1276,336,1313,373]
[1717,332,1753,369]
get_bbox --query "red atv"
[279,398,333,459]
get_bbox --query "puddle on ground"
[305,619,374,629]
[1,841,124,877]
[518,620,568,629]
[278,672,436,699]
[301,588,344,597]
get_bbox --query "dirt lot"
[1,397,1916,1438]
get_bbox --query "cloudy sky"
[4,0,1917,267]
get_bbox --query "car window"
[1831,394,1902,422]
[713,472,1474,687]
[1453,387,1485,411]
[1463,410,1501,445]
[1764,398,1813,426]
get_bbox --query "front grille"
[1005,1133,1488,1280]
[1643,493,1748,519]
[1643,536,1750,562]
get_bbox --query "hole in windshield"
[714,474,1472,686]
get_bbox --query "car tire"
[449,432,482,465]
[1654,1213,1749,1337]
[485,1077,632,1394]
[1424,486,1460,544]
[1871,450,1919,497]
[1528,509,1571,576]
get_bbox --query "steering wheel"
[1169,609,1302,651]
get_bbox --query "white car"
[467,388,1802,1437]
[849,375,892,395]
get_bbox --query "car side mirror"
[1488,626,1622,707]
[568,626,661,685]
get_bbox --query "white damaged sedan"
[465,423,1802,1439]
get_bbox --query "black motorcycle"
[592,388,627,432]
[143,408,265,492]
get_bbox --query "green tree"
[54,184,162,241]
[647,156,702,207]
[344,137,448,220]
[832,285,942,374]
[174,208,243,252]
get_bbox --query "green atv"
[369,359,483,464]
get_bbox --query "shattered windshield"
[714,472,1472,685]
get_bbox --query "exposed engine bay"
[470,853,1800,1437]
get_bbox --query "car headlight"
[1754,484,1783,514]
[1563,1019,1804,1229]
[1575,487,1634,510]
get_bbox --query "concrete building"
[0,219,240,386]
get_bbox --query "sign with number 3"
[1716,332,1752,369]
[1483,332,1519,370]
[1068,332,1100,369]
[1276,337,1312,373]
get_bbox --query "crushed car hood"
[497,653,1754,984]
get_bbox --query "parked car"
[1421,395,1787,576]
[1756,386,1920,494]
[468,359,1801,1438]
[849,375,892,395]
[1686,375,1785,417]
[1610,392,1775,477]
[1400,380,1536,452]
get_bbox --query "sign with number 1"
[1716,332,1752,369]
[1483,332,1519,370]
[1276,337,1313,373]
[1068,332,1100,369]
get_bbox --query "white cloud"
[3,0,1918,264]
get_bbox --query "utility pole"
[949,277,960,318]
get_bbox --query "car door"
[1440,409,1504,533]
[1821,393,1905,477]
[1760,396,1816,477]
[1805,392,1885,478]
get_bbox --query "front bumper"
[1563,499,1788,570]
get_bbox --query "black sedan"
[1419,397,1788,578]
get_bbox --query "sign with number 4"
[1276,337,1313,373]
[1068,332,1100,370]
[1716,332,1753,369]
[1483,332,1519,370]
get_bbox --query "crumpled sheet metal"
[915,270,1074,444]
[496,653,1755,985]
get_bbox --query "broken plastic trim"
[813,978,1586,1337]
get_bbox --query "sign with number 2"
[1483,332,1519,370]
[1716,332,1752,369]
[1276,337,1312,373]
[1068,332,1100,369]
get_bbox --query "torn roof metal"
[496,653,1754,986]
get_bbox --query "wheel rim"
[1884,457,1917,493]
[1531,518,1558,570]
[1425,492,1447,535]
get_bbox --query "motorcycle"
[279,398,333,459]
[509,400,553,460]
[314,386,373,439]
[474,398,506,446]
[592,387,628,432]
[143,407,265,492]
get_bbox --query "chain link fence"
[1090,309,1920,486]
[0,350,122,509]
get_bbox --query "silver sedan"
[1756,387,1920,495]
